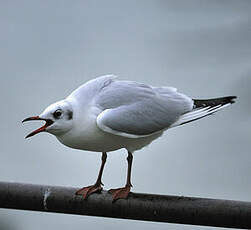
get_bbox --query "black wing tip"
[193,96,237,108]
[228,96,237,104]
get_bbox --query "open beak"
[22,116,54,138]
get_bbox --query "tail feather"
[170,96,237,128]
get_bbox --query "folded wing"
[95,80,193,138]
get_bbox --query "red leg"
[109,151,133,202]
[76,152,107,199]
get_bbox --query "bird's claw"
[108,185,131,202]
[75,183,103,199]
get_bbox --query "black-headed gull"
[23,75,236,201]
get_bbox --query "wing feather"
[95,80,193,137]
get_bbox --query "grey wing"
[96,80,193,138]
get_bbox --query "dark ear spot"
[67,110,73,120]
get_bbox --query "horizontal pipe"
[0,181,250,228]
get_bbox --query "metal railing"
[0,181,250,229]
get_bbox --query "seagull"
[23,75,236,201]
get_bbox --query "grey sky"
[0,1,251,229]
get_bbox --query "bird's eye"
[53,110,62,119]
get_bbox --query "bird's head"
[23,100,74,138]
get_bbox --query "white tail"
[170,96,236,128]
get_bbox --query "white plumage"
[23,75,236,201]
[57,75,194,152]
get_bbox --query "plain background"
[0,0,251,229]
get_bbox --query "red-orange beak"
[22,116,54,138]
